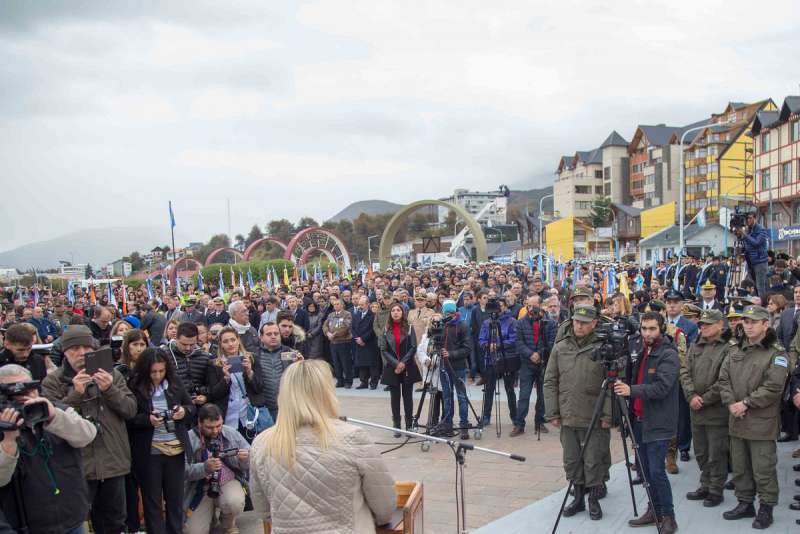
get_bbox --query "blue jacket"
[514,312,556,366]
[28,317,59,341]
[479,311,517,365]
[742,223,770,265]
[673,315,698,347]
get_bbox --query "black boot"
[597,481,607,499]
[722,501,755,520]
[405,417,414,432]
[393,417,401,438]
[563,485,585,517]
[686,487,709,500]
[751,503,773,530]
[587,486,603,520]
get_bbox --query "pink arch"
[242,237,288,261]
[284,227,351,270]
[299,247,337,264]
[170,257,203,284]
[204,247,244,266]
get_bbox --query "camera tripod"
[482,313,514,438]
[411,338,484,444]
[723,238,746,304]
[551,373,662,534]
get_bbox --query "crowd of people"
[0,213,799,532]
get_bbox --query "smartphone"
[280,351,298,362]
[228,356,244,374]
[85,346,114,375]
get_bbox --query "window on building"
[759,168,771,190]
[762,134,770,152]
[575,185,591,194]
[632,180,643,190]
[784,162,793,185]
[699,165,708,175]
[773,211,785,223]
[793,122,800,143]
[604,166,611,180]
[575,201,593,210]
[709,162,719,173]
[595,170,603,179]
[604,183,611,195]
[687,184,696,193]
[595,185,603,195]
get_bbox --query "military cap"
[742,305,770,321]
[572,304,598,322]
[701,280,716,290]
[212,296,225,303]
[664,289,683,301]
[186,296,198,305]
[682,303,702,317]
[571,287,593,300]
[699,309,724,324]
[727,309,742,319]
[649,299,665,312]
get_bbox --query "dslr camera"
[110,335,124,361]
[0,381,50,430]
[207,439,240,498]
[155,408,176,433]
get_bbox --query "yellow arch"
[378,200,488,269]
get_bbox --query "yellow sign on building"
[545,218,575,260]
[641,202,676,239]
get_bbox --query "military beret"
[572,304,597,322]
[742,305,770,321]
[649,300,665,312]
[699,309,724,324]
[571,287,593,300]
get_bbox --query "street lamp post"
[367,234,380,268]
[539,194,554,254]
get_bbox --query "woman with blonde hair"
[161,318,180,346]
[205,326,264,437]
[250,359,396,534]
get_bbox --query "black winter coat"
[440,319,471,371]
[305,312,325,359]
[351,309,380,368]
[205,356,264,419]
[629,335,680,443]
[0,349,48,382]
[164,342,210,395]
[515,313,556,368]
[380,325,421,386]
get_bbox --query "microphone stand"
[341,416,526,534]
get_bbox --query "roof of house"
[639,223,726,247]
[611,203,642,217]
[557,155,574,172]
[575,148,603,165]
[600,130,629,148]
[639,124,683,147]
[751,110,780,136]
[779,96,800,121]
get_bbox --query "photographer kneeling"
[0,364,98,534]
[184,404,250,534]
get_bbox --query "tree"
[128,251,144,272]
[234,234,246,251]
[245,224,264,247]
[266,219,296,243]
[296,217,319,231]
[196,234,231,263]
[590,196,613,228]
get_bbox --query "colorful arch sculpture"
[285,227,352,271]
[299,246,337,265]
[204,247,244,266]
[169,257,203,284]
[242,237,288,261]
[378,200,488,269]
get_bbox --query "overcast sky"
[2,0,799,252]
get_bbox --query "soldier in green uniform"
[544,304,610,521]
[680,309,731,507]
[719,305,788,529]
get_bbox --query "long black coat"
[380,326,421,386]
[351,308,379,368]
[205,356,265,419]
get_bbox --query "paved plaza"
[233,384,800,533]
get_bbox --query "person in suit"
[697,281,724,312]
[665,289,698,465]
[285,295,310,333]
[352,296,380,389]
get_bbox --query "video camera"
[0,381,50,431]
[207,438,239,498]
[428,316,444,346]
[110,335,123,360]
[590,317,640,374]
[485,296,501,315]
[729,206,753,235]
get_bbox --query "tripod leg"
[613,392,638,516]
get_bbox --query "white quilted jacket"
[250,420,396,534]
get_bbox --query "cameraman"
[0,364,98,534]
[512,294,556,437]
[478,298,519,430]
[184,404,250,534]
[42,324,138,534]
[614,311,680,534]
[544,305,609,521]
[735,211,770,299]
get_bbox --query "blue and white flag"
[67,280,75,304]
[634,272,645,291]
[107,281,117,307]
[169,201,176,228]
[673,257,683,291]
[161,276,167,298]
[537,254,544,277]
[146,278,154,300]
[175,276,182,297]
[218,268,225,300]
[197,270,204,292]
[247,268,255,290]
[696,207,706,228]
[239,271,245,294]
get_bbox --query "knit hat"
[442,300,457,315]
[61,325,96,351]
[124,314,141,329]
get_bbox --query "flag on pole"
[673,257,682,291]
[618,270,630,299]
[218,269,226,300]
[197,270,205,292]
[67,280,75,304]
[121,284,128,315]
[230,266,235,288]
[272,268,279,289]
[634,271,645,291]
[107,281,117,307]
[169,201,176,228]
[697,207,707,228]
[175,276,182,298]
[89,283,96,305]
[247,268,255,290]
[161,276,167,298]
[537,254,544,277]
[695,260,711,295]
[239,271,245,294]
[146,278,154,300]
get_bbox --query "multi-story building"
[684,100,776,221]
[553,148,604,218]
[628,124,688,209]
[437,188,508,226]
[752,96,800,253]
[600,131,630,204]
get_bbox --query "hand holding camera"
[72,369,93,394]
